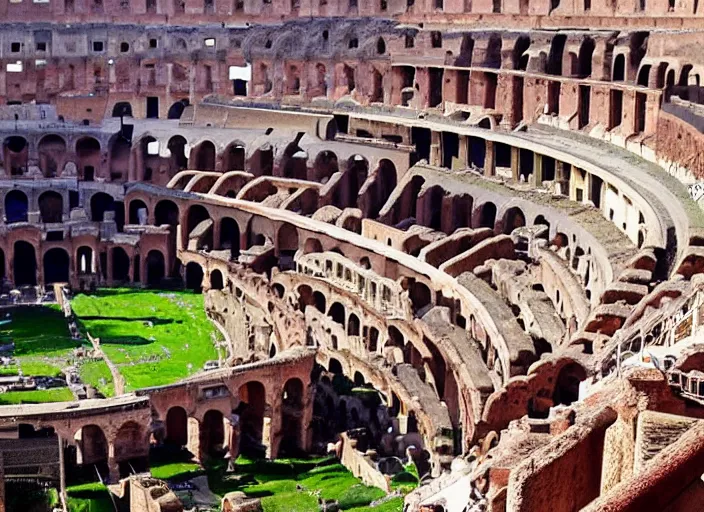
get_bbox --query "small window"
[149,38,158,48]
[264,39,272,48]
[11,42,21,53]
[380,0,387,9]
[349,38,358,49]
[92,41,104,52]
[405,35,415,48]
[120,42,130,52]
[35,59,47,67]
[36,42,47,52]
[204,38,216,47]
[431,31,442,48]
[322,30,329,41]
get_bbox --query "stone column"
[107,443,120,483]
[510,146,520,181]
[532,152,543,188]
[484,140,496,177]
[187,416,201,462]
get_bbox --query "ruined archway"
[76,137,101,181]
[220,217,241,259]
[192,140,216,171]
[185,262,204,292]
[43,248,70,284]
[13,241,37,286]
[200,410,225,458]
[38,191,64,224]
[238,381,266,457]
[146,250,165,286]
[280,378,305,456]
[38,135,67,178]
[167,135,188,171]
[129,199,148,225]
[112,247,130,282]
[155,199,179,226]
[165,406,188,447]
[223,142,246,171]
[75,424,108,465]
[503,206,526,234]
[5,190,28,224]
[3,136,28,176]
[90,192,115,222]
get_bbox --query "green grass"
[150,460,204,481]
[66,483,115,512]
[0,387,74,404]
[206,456,396,511]
[72,289,220,391]
[78,359,115,397]
[20,360,64,377]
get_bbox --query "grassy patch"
[150,461,204,482]
[207,456,393,512]
[0,305,77,357]
[72,289,219,391]
[66,483,115,512]
[0,387,74,404]
[78,359,115,397]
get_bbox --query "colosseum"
[0,1,702,511]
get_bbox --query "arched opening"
[478,202,497,229]
[220,218,241,260]
[238,381,266,457]
[578,38,595,78]
[613,54,625,81]
[3,136,28,176]
[552,362,587,406]
[167,99,189,120]
[112,102,133,117]
[313,291,326,313]
[313,150,339,183]
[277,223,299,270]
[13,241,37,286]
[280,378,305,456]
[113,421,147,474]
[168,135,188,171]
[376,37,386,54]
[78,248,93,276]
[193,140,216,171]
[210,269,224,290]
[185,262,204,293]
[76,425,108,467]
[637,64,651,86]
[165,407,188,447]
[38,191,63,224]
[129,199,148,225]
[200,410,225,458]
[328,302,345,326]
[281,143,308,180]
[38,135,67,178]
[547,34,567,75]
[340,155,369,208]
[155,200,179,226]
[503,207,526,233]
[513,36,530,71]
[43,248,69,284]
[146,250,165,286]
[76,137,101,181]
[5,190,28,224]
[90,192,115,222]
[223,143,246,171]
[112,247,130,282]
[347,313,360,336]
[187,205,210,238]
[409,281,432,313]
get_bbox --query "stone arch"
[146,250,165,286]
[3,136,28,176]
[513,36,530,71]
[281,143,308,180]
[313,150,339,183]
[313,291,326,313]
[129,199,148,225]
[185,262,204,293]
[280,378,305,456]
[167,99,190,120]
[238,381,266,457]
[91,192,115,222]
[167,135,188,171]
[637,64,651,86]
[75,424,108,465]
[43,248,69,284]
[577,37,595,78]
[210,269,224,290]
[77,246,93,274]
[477,201,497,229]
[13,241,37,286]
[112,247,130,282]
[337,155,369,208]
[38,191,64,224]
[328,302,346,326]
[109,135,131,182]
[347,313,360,336]
[223,142,246,171]
[277,223,299,261]
[37,135,67,178]
[112,102,133,117]
[552,362,587,406]
[155,199,179,226]
[303,238,323,254]
[409,281,432,313]
[547,34,567,75]
[5,190,28,224]
[187,204,211,238]
[220,217,241,259]
[613,54,625,81]
[191,140,217,171]
[75,137,101,181]
[502,206,526,233]
[200,410,225,458]
[113,421,147,463]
